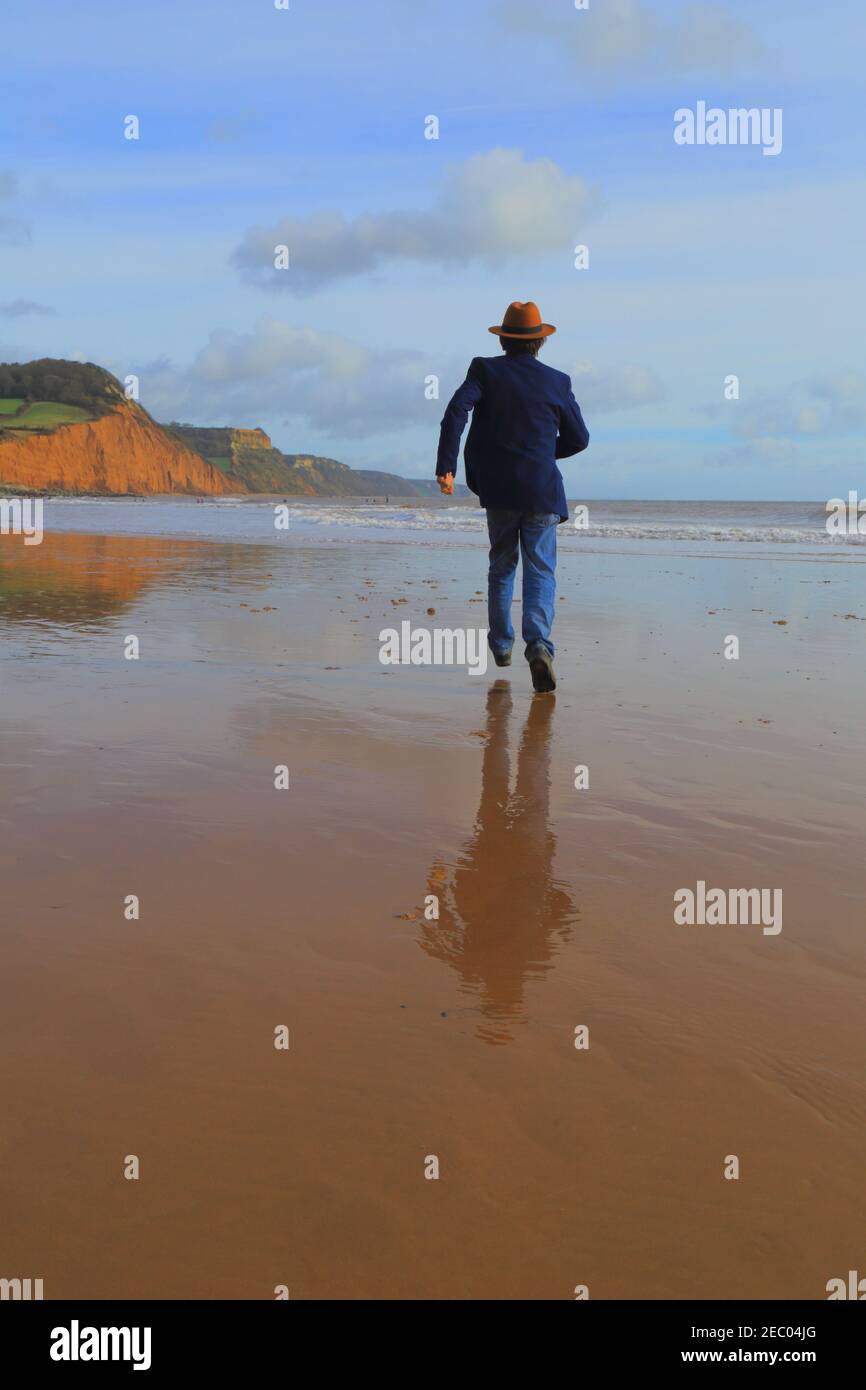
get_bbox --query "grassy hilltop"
[0,359,126,436]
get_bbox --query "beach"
[1,501,865,1299]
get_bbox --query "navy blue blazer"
[436,353,589,522]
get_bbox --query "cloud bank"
[138,319,442,438]
[703,372,866,469]
[703,372,866,440]
[136,318,664,445]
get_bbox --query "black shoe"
[527,646,556,693]
[492,649,512,668]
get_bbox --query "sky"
[1,0,864,499]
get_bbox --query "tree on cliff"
[0,359,126,416]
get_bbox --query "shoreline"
[5,496,863,563]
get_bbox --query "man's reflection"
[421,683,578,1044]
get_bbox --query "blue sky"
[1,0,864,498]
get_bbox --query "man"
[436,301,589,693]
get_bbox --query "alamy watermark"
[826,492,866,537]
[1,1276,43,1299]
[0,496,43,545]
[674,880,782,936]
[50,1321,152,1371]
[379,622,488,676]
[674,101,782,157]
[826,1269,866,1299]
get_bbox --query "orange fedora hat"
[488,300,556,339]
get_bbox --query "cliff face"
[164,425,351,494]
[0,403,246,495]
[165,424,272,459]
[231,428,271,450]
[165,421,467,497]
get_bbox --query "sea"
[33,496,866,560]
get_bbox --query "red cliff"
[0,402,246,495]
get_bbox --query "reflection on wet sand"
[422,683,578,1044]
[0,530,281,626]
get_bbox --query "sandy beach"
[2,508,865,1300]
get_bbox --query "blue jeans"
[486,510,560,660]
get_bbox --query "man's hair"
[499,336,544,355]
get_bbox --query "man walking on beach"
[436,301,589,693]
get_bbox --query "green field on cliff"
[0,361,124,441]
[0,399,95,430]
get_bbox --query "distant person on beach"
[436,301,589,692]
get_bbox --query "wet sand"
[1,527,865,1299]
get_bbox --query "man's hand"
[437,472,454,496]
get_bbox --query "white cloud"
[207,111,256,145]
[668,2,765,71]
[569,359,666,412]
[702,371,866,470]
[0,171,31,246]
[137,318,447,437]
[805,371,866,431]
[702,372,866,439]
[232,148,597,293]
[1,300,55,317]
[495,0,765,79]
[706,437,798,469]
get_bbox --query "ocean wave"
[288,508,861,546]
[39,498,864,550]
